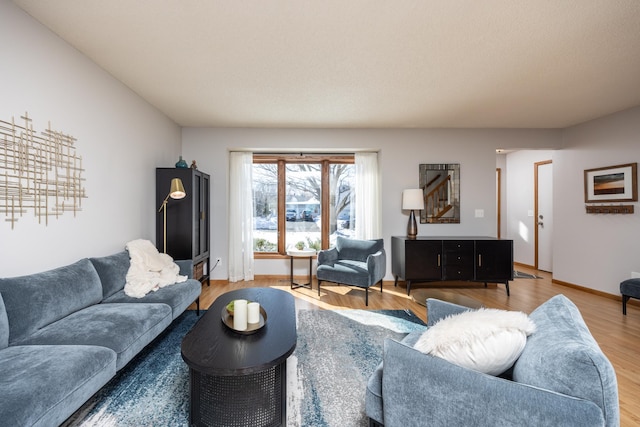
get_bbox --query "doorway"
[535,161,553,272]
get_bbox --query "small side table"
[287,249,316,290]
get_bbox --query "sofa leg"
[196,297,200,316]
[623,295,630,315]
[380,279,383,293]
[318,280,321,297]
[365,287,369,306]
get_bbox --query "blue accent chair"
[316,237,386,306]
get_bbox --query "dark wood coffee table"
[181,288,297,427]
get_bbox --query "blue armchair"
[316,237,386,306]
[366,295,619,427]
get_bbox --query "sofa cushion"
[336,236,383,263]
[317,260,370,288]
[414,308,536,375]
[0,344,116,427]
[102,278,201,319]
[90,251,130,299]
[0,259,103,344]
[512,294,619,427]
[16,303,172,371]
[0,293,8,350]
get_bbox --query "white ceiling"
[12,0,640,129]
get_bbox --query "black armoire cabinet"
[156,168,210,284]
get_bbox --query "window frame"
[253,153,354,258]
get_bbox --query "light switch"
[528,210,534,217]
[475,209,484,218]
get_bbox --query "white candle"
[233,299,248,331]
[248,302,260,324]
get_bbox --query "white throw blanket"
[124,239,187,298]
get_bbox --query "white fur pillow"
[414,308,536,375]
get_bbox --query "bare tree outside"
[252,161,355,252]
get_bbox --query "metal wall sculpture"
[0,112,87,229]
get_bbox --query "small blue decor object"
[175,156,188,168]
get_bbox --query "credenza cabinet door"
[406,240,443,280]
[392,237,442,281]
[475,240,513,282]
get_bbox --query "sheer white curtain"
[354,152,382,239]
[228,151,254,282]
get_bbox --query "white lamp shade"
[402,189,424,210]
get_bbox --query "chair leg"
[622,295,630,315]
[380,279,383,293]
[318,280,321,297]
[365,287,369,306]
[196,297,200,316]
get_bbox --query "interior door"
[535,161,553,272]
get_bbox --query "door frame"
[534,160,552,270]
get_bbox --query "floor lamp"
[402,188,424,239]
[158,178,186,253]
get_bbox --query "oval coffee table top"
[181,287,297,376]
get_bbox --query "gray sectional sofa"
[0,251,202,427]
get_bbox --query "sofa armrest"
[381,339,604,427]
[174,260,193,279]
[426,298,473,326]
[317,247,338,265]
[366,250,386,284]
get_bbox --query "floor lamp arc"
[158,178,187,253]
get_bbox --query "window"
[252,154,355,255]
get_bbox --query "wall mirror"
[419,163,460,224]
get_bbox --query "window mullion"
[277,159,286,254]
[321,160,330,250]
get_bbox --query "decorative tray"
[221,306,267,335]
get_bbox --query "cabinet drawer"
[443,241,474,265]
[443,265,474,280]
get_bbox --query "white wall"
[504,150,555,266]
[554,106,640,294]
[182,127,560,280]
[0,2,181,277]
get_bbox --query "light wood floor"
[190,267,640,426]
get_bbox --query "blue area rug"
[65,309,426,427]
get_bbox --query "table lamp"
[402,189,424,239]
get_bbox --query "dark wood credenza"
[392,236,514,296]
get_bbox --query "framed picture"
[584,163,637,203]
[419,163,460,224]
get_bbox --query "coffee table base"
[189,362,286,427]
